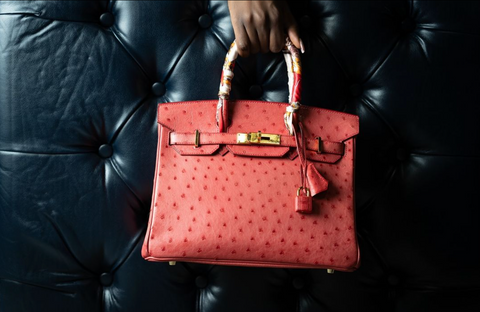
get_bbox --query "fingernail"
[300,39,305,54]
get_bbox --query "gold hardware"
[296,187,311,197]
[237,131,280,145]
[168,261,177,266]
[327,269,335,274]
[194,130,200,148]
[316,137,322,154]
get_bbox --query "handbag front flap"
[159,100,359,163]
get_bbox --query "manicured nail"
[300,39,305,54]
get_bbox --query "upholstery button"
[401,17,416,32]
[387,275,399,286]
[99,12,114,27]
[152,82,166,97]
[198,14,212,29]
[249,85,263,99]
[300,15,311,29]
[349,83,363,97]
[100,273,113,286]
[292,277,305,290]
[396,147,408,161]
[195,275,208,289]
[98,144,113,158]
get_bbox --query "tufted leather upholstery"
[1,1,479,311]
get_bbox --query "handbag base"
[168,260,336,273]
[145,255,359,271]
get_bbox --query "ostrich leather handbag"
[142,39,360,271]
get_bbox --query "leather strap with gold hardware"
[168,131,345,155]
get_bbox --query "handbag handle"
[216,38,302,135]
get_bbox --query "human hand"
[227,1,304,57]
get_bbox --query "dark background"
[0,1,479,311]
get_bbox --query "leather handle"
[216,38,302,133]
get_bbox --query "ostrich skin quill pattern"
[142,100,360,270]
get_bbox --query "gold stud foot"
[168,261,177,266]
[327,269,335,274]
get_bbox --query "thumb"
[285,17,304,53]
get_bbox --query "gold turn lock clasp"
[237,131,281,145]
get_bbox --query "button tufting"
[195,275,208,289]
[292,277,305,290]
[99,12,115,27]
[98,144,113,158]
[249,85,263,99]
[401,17,416,32]
[100,273,113,286]
[300,15,311,29]
[349,83,363,97]
[198,14,213,29]
[388,275,399,286]
[152,82,166,97]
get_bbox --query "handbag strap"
[169,131,345,155]
[216,38,302,135]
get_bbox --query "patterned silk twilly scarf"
[216,42,237,131]
[282,37,302,135]
[217,38,302,135]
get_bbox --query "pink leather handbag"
[142,39,360,272]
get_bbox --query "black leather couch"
[1,1,479,311]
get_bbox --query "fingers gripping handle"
[217,38,302,134]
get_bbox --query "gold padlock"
[296,187,312,213]
[296,186,311,197]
